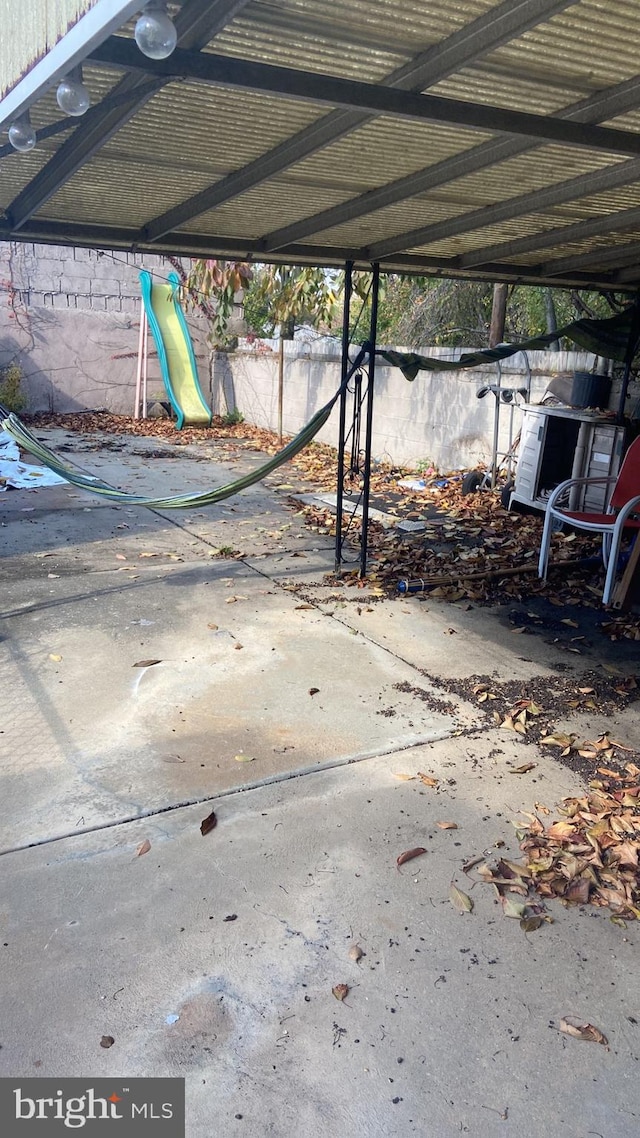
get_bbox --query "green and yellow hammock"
[2,388,338,510]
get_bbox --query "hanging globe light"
[134,1,178,60]
[8,112,36,152]
[56,66,91,116]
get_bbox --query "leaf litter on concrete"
[471,763,640,924]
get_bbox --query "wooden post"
[133,309,145,419]
[611,535,640,610]
[489,283,508,347]
[277,335,284,442]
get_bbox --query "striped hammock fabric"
[2,389,338,509]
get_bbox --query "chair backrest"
[611,435,640,510]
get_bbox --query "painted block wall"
[212,340,608,472]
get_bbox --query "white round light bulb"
[8,114,36,152]
[56,68,91,116]
[135,2,178,60]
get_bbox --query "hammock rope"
[2,388,339,510]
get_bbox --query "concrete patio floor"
[1,427,639,1137]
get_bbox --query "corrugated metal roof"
[213,0,500,73]
[290,118,490,190]
[187,182,353,239]
[2,0,640,289]
[99,83,325,172]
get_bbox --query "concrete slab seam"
[0,727,455,858]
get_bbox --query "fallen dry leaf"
[132,659,162,668]
[234,754,255,763]
[559,1017,608,1046]
[520,914,544,933]
[397,847,427,867]
[449,883,473,913]
[332,983,349,1001]
[394,773,415,782]
[436,821,458,830]
[417,773,439,787]
[200,810,217,836]
[539,731,578,749]
[501,894,526,919]
[136,839,151,857]
[509,762,537,774]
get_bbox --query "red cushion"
[560,511,640,526]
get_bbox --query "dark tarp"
[379,304,640,382]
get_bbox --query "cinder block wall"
[0,242,211,414]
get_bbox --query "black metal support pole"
[335,260,353,571]
[359,262,380,577]
[616,293,640,426]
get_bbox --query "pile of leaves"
[360,485,607,606]
[476,765,640,923]
[299,494,607,602]
[24,410,308,454]
[297,489,640,635]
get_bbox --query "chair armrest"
[546,474,617,511]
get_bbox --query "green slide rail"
[139,270,212,429]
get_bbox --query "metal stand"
[334,262,380,577]
[134,307,149,419]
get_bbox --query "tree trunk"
[544,289,560,350]
[281,314,295,340]
[489,283,508,347]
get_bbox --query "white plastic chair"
[538,435,640,605]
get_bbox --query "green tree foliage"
[175,255,624,352]
[244,264,340,339]
[0,363,26,412]
[170,257,253,348]
[377,278,623,348]
[379,277,492,346]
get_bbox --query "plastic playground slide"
[139,270,212,429]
